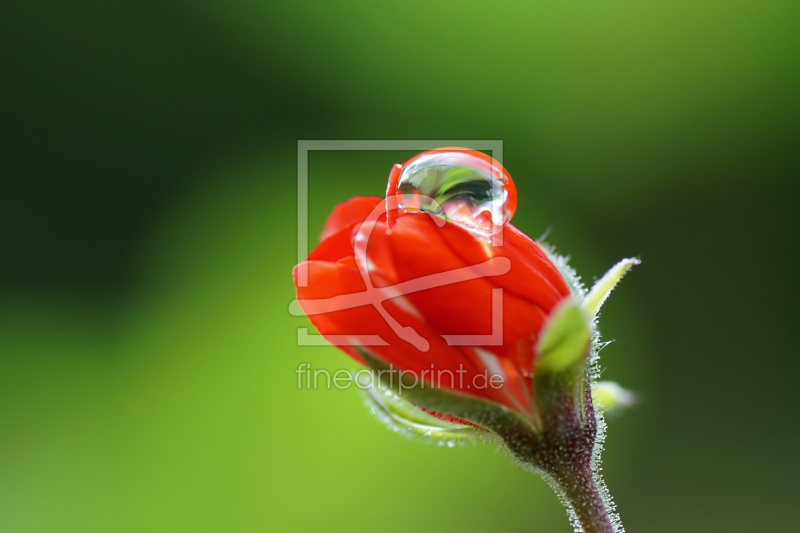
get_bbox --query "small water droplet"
[390,148,517,235]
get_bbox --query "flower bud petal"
[320,196,384,241]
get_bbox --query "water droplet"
[390,148,517,235]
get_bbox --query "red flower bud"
[293,149,575,422]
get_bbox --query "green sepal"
[357,348,539,438]
[582,258,640,319]
[360,374,486,446]
[592,380,636,414]
[535,297,592,373]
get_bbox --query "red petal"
[503,225,572,299]
[320,196,384,242]
[294,257,533,414]
[375,214,557,345]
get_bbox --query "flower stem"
[551,457,615,533]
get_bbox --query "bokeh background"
[1,2,797,532]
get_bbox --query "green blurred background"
[1,2,797,532]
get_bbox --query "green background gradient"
[1,2,797,532]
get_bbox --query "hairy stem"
[551,457,615,533]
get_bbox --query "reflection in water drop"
[389,148,517,235]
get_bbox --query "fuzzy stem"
[551,457,614,533]
[520,370,620,532]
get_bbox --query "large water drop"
[390,148,517,235]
